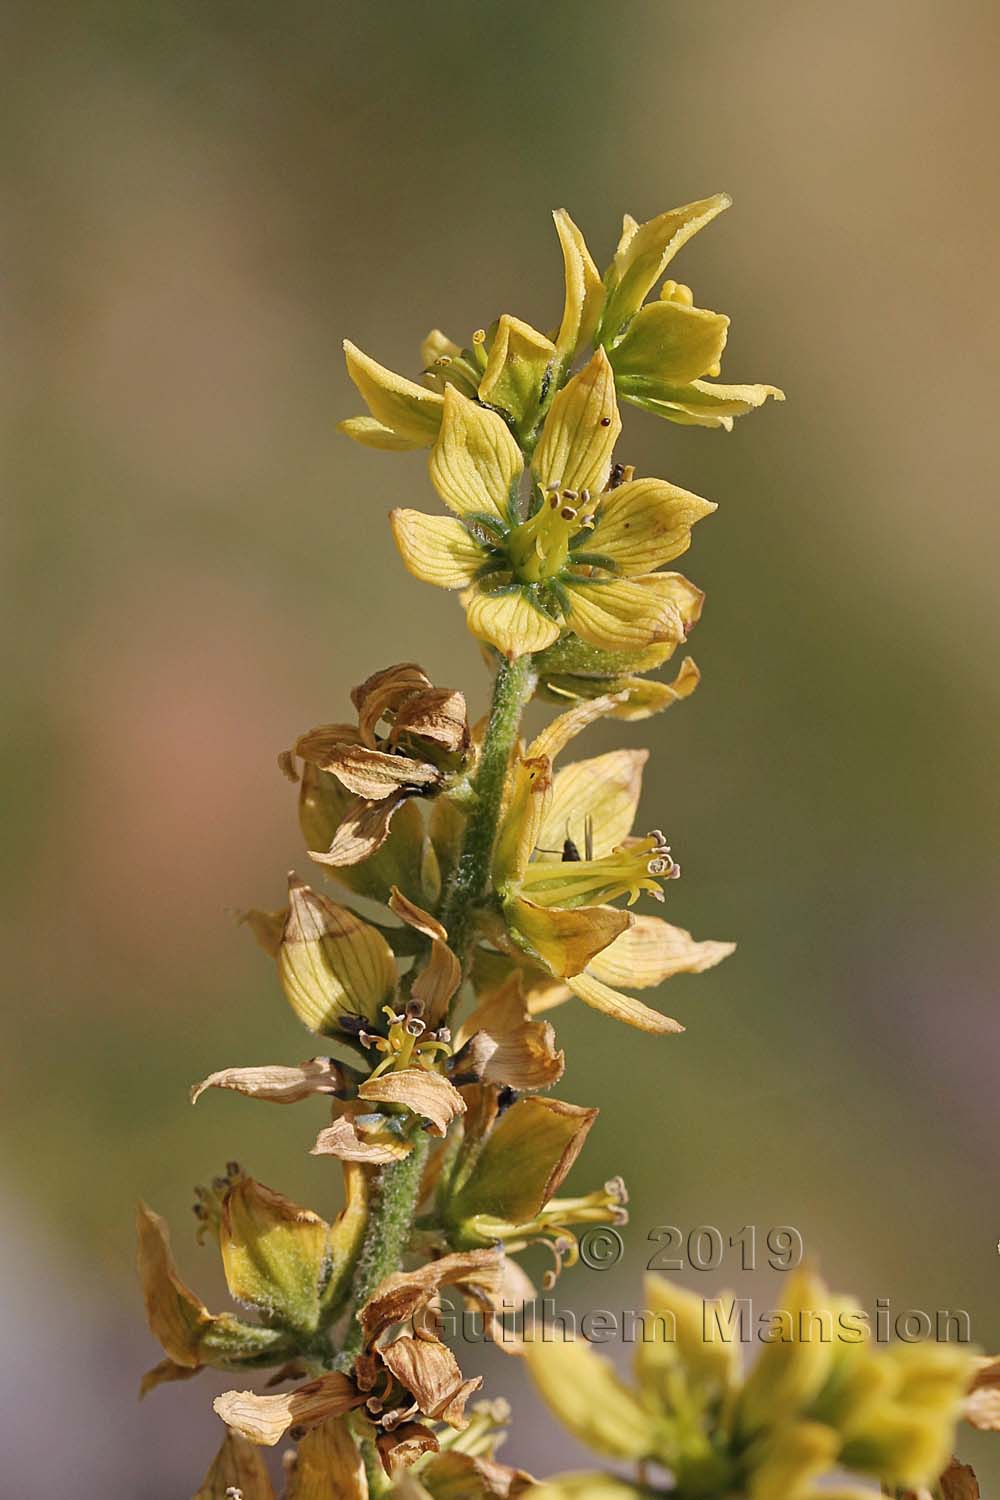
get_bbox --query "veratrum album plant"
[137,198,996,1500]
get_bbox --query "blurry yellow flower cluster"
[527,1270,979,1500]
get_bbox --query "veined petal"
[219,1178,330,1336]
[599,195,731,343]
[358,1249,506,1345]
[587,915,735,988]
[563,576,685,652]
[609,299,729,386]
[506,896,631,979]
[214,1372,364,1447]
[621,377,784,430]
[343,341,444,446]
[553,208,604,366]
[279,878,397,1032]
[533,350,620,497]
[191,1057,347,1106]
[338,415,423,451]
[479,314,556,430]
[429,386,523,521]
[301,742,438,800]
[462,584,561,658]
[381,1333,482,1426]
[391,509,486,589]
[358,1068,465,1136]
[566,971,684,1034]
[538,749,647,859]
[589,479,717,575]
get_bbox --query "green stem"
[333,655,534,1373]
[439,653,536,973]
[334,1132,429,1370]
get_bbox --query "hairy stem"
[440,652,537,973]
[334,655,535,1372]
[335,1132,430,1370]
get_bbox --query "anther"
[405,998,424,1019]
[548,494,559,509]
[472,328,486,344]
[404,1017,425,1037]
[600,415,612,426]
[559,506,577,521]
[545,482,561,493]
[562,488,578,500]
[436,1026,452,1044]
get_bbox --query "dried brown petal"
[358,1068,465,1136]
[381,1333,482,1425]
[191,1057,346,1106]
[389,887,448,942]
[214,1372,364,1446]
[392,687,470,754]
[359,1249,505,1345]
[456,973,564,1090]
[136,1203,213,1366]
[353,663,433,737]
[319,743,441,801]
[377,1421,440,1474]
[940,1458,981,1499]
[311,1109,413,1164]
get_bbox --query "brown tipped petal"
[358,1068,466,1136]
[293,723,361,764]
[191,1057,346,1105]
[311,1112,413,1164]
[412,940,463,1026]
[309,792,409,867]
[213,1372,363,1446]
[136,1203,212,1366]
[425,1451,535,1499]
[194,1429,277,1500]
[389,886,448,941]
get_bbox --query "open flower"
[390,352,712,658]
[282,663,471,868]
[527,1269,975,1500]
[594,195,785,430]
[435,1084,625,1291]
[487,694,732,1032]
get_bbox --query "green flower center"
[507,485,598,583]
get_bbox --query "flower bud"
[219,1176,332,1337]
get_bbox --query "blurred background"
[3,0,999,1492]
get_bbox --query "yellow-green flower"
[390,351,713,658]
[486,694,733,1032]
[526,1269,975,1500]
[594,195,785,431]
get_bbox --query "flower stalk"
[135,199,990,1500]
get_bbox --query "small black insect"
[560,814,594,862]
